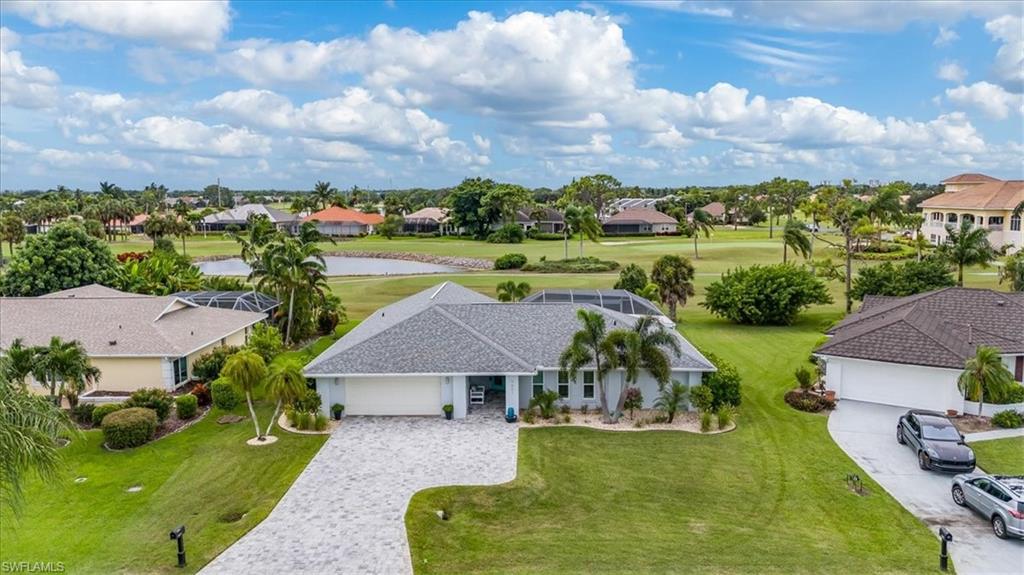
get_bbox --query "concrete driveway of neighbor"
[828,400,1024,575]
[202,414,518,575]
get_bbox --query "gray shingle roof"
[201,204,300,225]
[2,286,266,357]
[304,282,714,376]
[817,288,1024,369]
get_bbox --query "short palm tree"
[938,219,997,286]
[958,346,1016,416]
[654,380,688,423]
[559,310,617,423]
[562,204,602,259]
[312,180,336,210]
[264,360,307,437]
[0,339,36,387]
[782,219,811,263]
[30,337,98,406]
[496,280,531,302]
[221,350,268,441]
[605,316,681,422]
[650,255,696,321]
[689,208,714,259]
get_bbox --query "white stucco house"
[303,282,715,419]
[815,288,1024,414]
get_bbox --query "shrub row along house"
[815,288,1024,414]
[921,173,1024,252]
[303,282,715,418]
[0,284,271,399]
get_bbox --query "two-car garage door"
[829,358,958,412]
[344,377,442,416]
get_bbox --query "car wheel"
[918,452,931,470]
[896,426,905,444]
[951,485,966,506]
[993,515,1008,539]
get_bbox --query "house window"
[930,212,943,221]
[1012,215,1021,232]
[172,357,188,385]
[557,371,570,399]
[532,372,544,397]
[988,216,1004,226]
[582,371,595,400]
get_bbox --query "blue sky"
[1,1,1021,191]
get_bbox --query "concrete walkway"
[202,415,518,575]
[966,428,1024,442]
[829,400,1024,575]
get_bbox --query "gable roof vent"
[108,340,117,346]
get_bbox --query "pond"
[197,256,460,277]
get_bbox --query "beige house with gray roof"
[0,285,265,398]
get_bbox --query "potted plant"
[442,404,454,420]
[331,403,344,420]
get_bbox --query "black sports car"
[896,410,976,472]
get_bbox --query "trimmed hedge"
[487,223,526,244]
[521,257,620,273]
[91,403,125,426]
[125,388,173,421]
[211,378,240,410]
[494,253,527,270]
[175,394,199,420]
[102,407,159,449]
[784,390,835,413]
[529,232,563,241]
[993,384,1024,405]
[992,410,1023,429]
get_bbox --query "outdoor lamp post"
[938,527,953,571]
[169,525,187,568]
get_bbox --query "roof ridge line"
[901,307,970,361]
[433,305,536,371]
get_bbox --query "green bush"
[521,409,536,424]
[246,323,284,364]
[614,263,648,293]
[91,402,124,426]
[529,390,559,419]
[850,258,955,300]
[296,411,312,431]
[125,388,174,421]
[700,411,713,433]
[784,390,836,413]
[314,414,328,431]
[292,388,321,414]
[991,410,1023,429]
[175,394,198,420]
[699,350,743,409]
[211,378,240,410]
[191,345,241,381]
[702,264,832,325]
[994,384,1024,404]
[794,366,813,392]
[71,403,96,425]
[690,385,714,413]
[529,232,563,241]
[102,407,159,449]
[717,407,733,429]
[494,253,528,270]
[521,257,620,273]
[487,223,525,244]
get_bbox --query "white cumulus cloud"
[937,61,968,83]
[0,27,60,108]
[946,81,1024,119]
[122,116,272,157]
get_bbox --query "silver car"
[951,472,1024,539]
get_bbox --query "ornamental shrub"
[191,345,242,381]
[175,394,199,420]
[623,387,644,419]
[521,257,619,273]
[993,384,1024,405]
[0,221,119,296]
[690,385,714,413]
[125,388,174,421]
[784,390,836,413]
[292,388,321,414]
[102,407,159,449]
[71,403,96,425]
[528,390,559,419]
[850,258,955,300]
[992,410,1023,429]
[246,323,284,364]
[717,406,733,429]
[91,402,125,426]
[702,264,832,325]
[486,223,525,244]
[795,366,813,392]
[314,414,328,431]
[211,377,240,410]
[700,411,713,433]
[614,263,648,294]
[494,253,528,270]
[698,349,742,409]
[190,382,212,407]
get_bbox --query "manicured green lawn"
[972,437,1024,475]
[0,402,326,574]
[405,308,942,574]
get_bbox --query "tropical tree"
[376,214,404,239]
[605,316,681,422]
[902,213,927,261]
[614,263,648,293]
[0,339,36,388]
[650,255,696,321]
[263,360,307,437]
[0,212,25,262]
[232,214,279,266]
[782,219,812,263]
[562,204,602,258]
[688,208,714,259]
[654,380,689,423]
[0,221,119,297]
[558,174,621,216]
[817,184,866,313]
[957,346,1016,416]
[143,213,178,249]
[312,181,336,210]
[938,219,997,286]
[221,350,268,441]
[559,310,616,422]
[252,235,328,344]
[0,370,77,513]
[496,280,531,302]
[30,337,99,406]
[999,252,1024,292]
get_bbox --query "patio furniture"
[469,385,485,405]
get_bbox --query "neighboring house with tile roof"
[814,288,1024,413]
[602,208,679,235]
[201,204,303,233]
[920,173,1024,252]
[304,206,385,236]
[305,282,714,419]
[0,285,266,398]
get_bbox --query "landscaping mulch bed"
[951,414,995,434]
[520,408,736,434]
[153,405,210,441]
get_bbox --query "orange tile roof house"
[304,207,385,236]
[602,208,679,235]
[920,173,1024,252]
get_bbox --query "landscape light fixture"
[169,525,187,568]
[938,527,953,571]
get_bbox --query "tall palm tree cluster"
[1,337,98,408]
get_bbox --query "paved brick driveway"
[202,414,518,575]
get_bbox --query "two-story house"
[920,173,1023,252]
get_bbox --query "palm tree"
[254,237,328,344]
[902,213,927,261]
[0,371,78,513]
[30,337,99,406]
[559,310,617,423]
[496,280,531,302]
[689,208,714,259]
[562,204,601,259]
[312,181,336,211]
[0,339,36,387]
[263,360,307,437]
[221,350,268,441]
[782,219,811,263]
[654,380,688,423]
[938,219,997,286]
[650,255,696,321]
[605,316,681,422]
[958,346,1016,416]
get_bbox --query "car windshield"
[921,421,961,441]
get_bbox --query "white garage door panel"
[346,377,441,416]
[837,359,955,412]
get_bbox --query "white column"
[453,375,468,419]
[505,375,519,417]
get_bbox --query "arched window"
[962,214,975,225]
[947,213,958,223]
